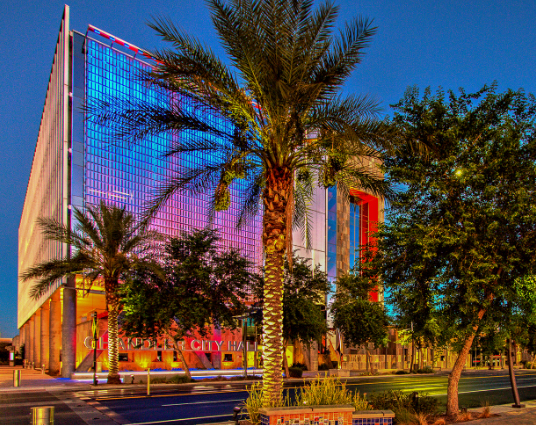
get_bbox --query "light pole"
[243,318,248,379]
[92,312,98,386]
[234,307,261,379]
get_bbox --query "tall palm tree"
[90,0,393,404]
[20,201,159,384]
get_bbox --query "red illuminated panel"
[349,189,379,302]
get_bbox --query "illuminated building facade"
[18,6,383,377]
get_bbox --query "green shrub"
[368,389,440,422]
[352,391,372,411]
[368,389,408,411]
[318,363,330,371]
[291,362,308,371]
[395,370,409,374]
[167,374,192,384]
[295,376,351,406]
[243,383,291,424]
[147,374,192,384]
[415,365,433,374]
[288,366,303,378]
[413,394,440,415]
[242,383,264,425]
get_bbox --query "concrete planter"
[328,369,350,377]
[352,410,395,425]
[259,405,355,425]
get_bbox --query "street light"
[234,307,261,379]
[92,312,98,386]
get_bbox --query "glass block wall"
[326,186,337,284]
[74,31,262,271]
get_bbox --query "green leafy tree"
[89,0,393,404]
[20,201,159,384]
[514,277,536,368]
[376,85,536,417]
[373,239,450,372]
[120,228,257,379]
[253,255,329,377]
[331,271,389,372]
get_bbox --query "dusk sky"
[1,0,535,338]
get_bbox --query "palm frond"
[36,217,87,248]
[293,168,314,250]
[142,164,223,224]
[236,169,265,228]
[336,166,394,202]
[314,16,376,99]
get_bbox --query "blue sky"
[1,0,535,338]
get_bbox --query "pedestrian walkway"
[464,401,536,424]
[0,365,89,392]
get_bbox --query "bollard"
[42,364,45,375]
[233,406,241,424]
[31,406,54,425]
[147,368,150,396]
[13,370,21,387]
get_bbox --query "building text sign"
[84,336,257,352]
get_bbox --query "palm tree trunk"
[261,167,291,407]
[107,304,121,384]
[283,339,290,378]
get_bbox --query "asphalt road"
[65,371,536,424]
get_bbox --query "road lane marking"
[95,389,247,401]
[428,383,536,396]
[130,414,231,424]
[162,398,244,407]
[91,372,536,401]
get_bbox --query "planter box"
[259,405,355,425]
[352,410,395,425]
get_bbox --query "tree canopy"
[20,201,159,383]
[373,84,536,417]
[120,228,258,378]
[331,270,389,372]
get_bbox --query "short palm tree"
[90,0,393,404]
[20,201,159,384]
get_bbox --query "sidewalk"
[464,401,536,424]
[0,365,90,392]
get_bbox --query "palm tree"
[89,0,393,404]
[20,201,159,384]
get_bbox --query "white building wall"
[18,7,70,328]
[292,185,327,272]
